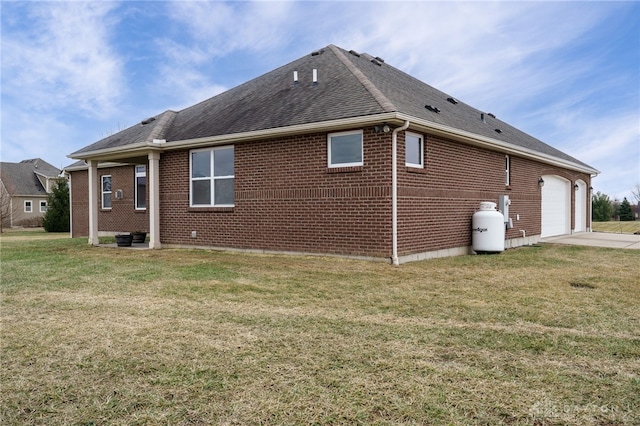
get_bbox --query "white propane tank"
[472,202,505,253]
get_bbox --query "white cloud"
[1,2,123,116]
[167,1,293,57]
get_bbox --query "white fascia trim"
[67,111,598,176]
[397,113,600,176]
[63,161,137,172]
[65,115,397,161]
[160,114,399,151]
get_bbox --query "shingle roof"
[71,110,176,155]
[0,159,60,196]
[69,44,595,172]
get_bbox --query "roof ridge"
[146,110,178,142]
[328,45,397,113]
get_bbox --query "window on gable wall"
[135,165,147,210]
[405,132,424,168]
[101,175,112,209]
[190,146,235,207]
[505,155,511,186]
[24,200,32,213]
[328,130,363,167]
[40,200,47,212]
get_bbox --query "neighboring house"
[0,159,61,229]
[66,45,598,264]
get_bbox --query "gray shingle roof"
[69,44,594,171]
[1,159,60,196]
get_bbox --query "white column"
[87,160,99,245]
[148,151,161,249]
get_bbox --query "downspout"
[392,120,410,265]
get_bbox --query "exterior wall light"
[374,123,392,133]
[538,177,545,187]
[574,183,579,191]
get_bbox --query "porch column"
[87,160,99,246]
[148,151,161,249]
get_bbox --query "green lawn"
[1,233,638,425]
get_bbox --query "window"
[405,132,424,168]
[190,146,234,207]
[505,155,511,186]
[101,175,112,209]
[40,200,47,213]
[24,200,32,213]
[328,130,363,167]
[135,165,147,210]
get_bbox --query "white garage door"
[574,180,587,233]
[541,175,571,238]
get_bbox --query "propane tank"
[472,202,505,253]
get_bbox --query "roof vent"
[425,105,441,113]
[495,129,502,134]
[349,50,361,57]
[371,59,383,66]
[481,113,486,123]
[141,117,156,125]
[488,113,496,118]
[311,49,324,56]
[447,97,459,105]
[293,70,299,84]
[374,56,385,63]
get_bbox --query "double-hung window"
[328,130,363,168]
[39,200,47,212]
[101,175,112,209]
[24,200,32,213]
[135,165,147,210]
[190,146,235,207]
[405,132,424,168]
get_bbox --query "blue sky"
[2,1,639,201]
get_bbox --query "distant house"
[0,158,61,229]
[66,45,599,264]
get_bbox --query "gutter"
[392,120,410,266]
[68,112,599,176]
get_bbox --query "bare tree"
[632,183,640,204]
[0,183,12,233]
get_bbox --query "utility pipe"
[392,120,410,265]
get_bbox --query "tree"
[632,183,640,204]
[592,191,613,222]
[42,178,70,232]
[618,197,634,221]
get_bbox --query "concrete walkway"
[541,232,640,249]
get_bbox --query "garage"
[574,180,587,233]
[541,175,571,238]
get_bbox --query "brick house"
[1,158,61,229]
[66,45,598,264]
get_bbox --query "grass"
[1,232,639,425]
[592,221,640,234]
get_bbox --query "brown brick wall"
[70,170,88,237]
[159,129,392,258]
[396,132,591,255]
[70,165,149,237]
[70,127,591,260]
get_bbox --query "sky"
[1,0,639,201]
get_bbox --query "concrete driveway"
[541,232,640,249]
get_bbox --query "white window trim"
[505,155,511,186]
[101,175,112,210]
[190,146,235,207]
[24,200,33,213]
[135,165,147,210]
[39,200,47,213]
[405,131,424,168]
[327,130,364,168]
